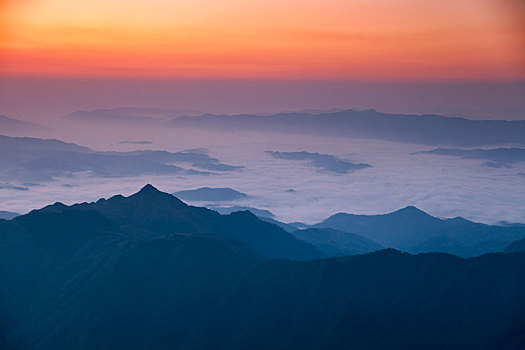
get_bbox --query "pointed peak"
[391,205,428,215]
[398,206,423,213]
[129,184,187,208]
[392,206,433,218]
[130,184,170,200]
[139,184,160,193]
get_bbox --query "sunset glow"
[1,0,524,80]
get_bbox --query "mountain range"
[64,107,204,126]
[0,185,524,349]
[170,109,525,146]
[312,206,525,257]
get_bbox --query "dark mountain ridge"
[36,184,322,260]
[0,186,524,349]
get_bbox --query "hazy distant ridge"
[172,109,525,146]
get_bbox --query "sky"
[1,0,524,80]
[0,0,524,120]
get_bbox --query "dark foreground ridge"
[0,185,524,349]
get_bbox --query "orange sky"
[1,0,524,80]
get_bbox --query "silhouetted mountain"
[38,184,322,261]
[1,187,524,349]
[266,151,371,173]
[505,238,525,253]
[171,109,525,146]
[0,211,20,220]
[173,187,248,201]
[0,115,46,133]
[416,147,525,168]
[198,250,525,350]
[0,134,241,182]
[291,227,382,256]
[315,206,525,257]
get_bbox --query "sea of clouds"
[1,120,524,225]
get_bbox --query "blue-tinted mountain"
[1,187,524,349]
[291,227,382,256]
[497,221,525,228]
[38,184,322,260]
[211,206,275,218]
[173,187,248,201]
[315,206,525,257]
[0,211,20,220]
[171,109,525,146]
[0,115,46,133]
[197,250,525,350]
[505,238,525,253]
[0,134,241,182]
[64,107,204,126]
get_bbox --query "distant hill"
[1,186,524,349]
[173,187,248,202]
[0,115,46,133]
[211,206,275,218]
[314,206,525,257]
[497,221,525,228]
[171,109,525,146]
[505,238,525,253]
[291,227,382,256]
[0,211,20,220]
[64,107,204,125]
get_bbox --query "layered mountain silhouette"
[32,184,321,260]
[0,185,524,349]
[505,238,525,253]
[313,206,525,257]
[170,109,525,146]
[290,227,382,256]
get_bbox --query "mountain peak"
[131,184,184,206]
[139,184,160,193]
[394,206,428,215]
